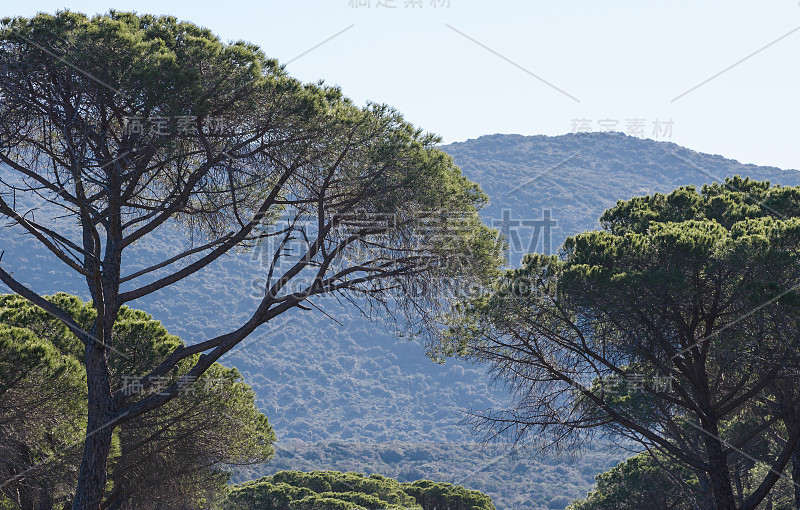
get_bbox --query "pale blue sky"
[7,1,800,170]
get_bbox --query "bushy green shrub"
[224,470,496,510]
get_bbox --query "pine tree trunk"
[704,431,738,510]
[792,442,800,510]
[72,341,116,510]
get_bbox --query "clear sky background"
[7,1,799,170]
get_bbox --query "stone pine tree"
[444,178,800,510]
[0,11,501,509]
[0,293,276,509]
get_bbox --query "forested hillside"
[3,132,799,509]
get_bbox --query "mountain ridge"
[450,131,797,173]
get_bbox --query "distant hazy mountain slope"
[446,132,800,265]
[3,133,799,509]
[3,132,799,444]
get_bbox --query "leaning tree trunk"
[72,339,116,510]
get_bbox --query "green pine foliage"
[401,479,495,510]
[566,453,695,510]
[224,470,494,510]
[0,293,275,509]
[568,449,798,510]
[234,440,622,510]
[442,176,800,509]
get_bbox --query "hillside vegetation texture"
[3,132,800,509]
